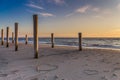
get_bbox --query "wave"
[7,38,120,50]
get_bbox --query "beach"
[0,43,120,80]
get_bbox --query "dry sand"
[0,43,120,80]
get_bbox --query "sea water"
[6,37,120,49]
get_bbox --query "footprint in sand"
[84,69,99,75]
[31,75,65,80]
[36,64,58,72]
[72,57,79,60]
[101,76,108,80]
[9,70,19,74]
[31,78,38,80]
[113,62,120,66]
[103,70,109,73]
[111,67,120,79]
[12,76,23,80]
[99,59,111,64]
[111,73,118,79]
[113,68,120,71]
[84,55,89,57]
[100,73,119,80]
[0,70,19,77]
[0,73,8,77]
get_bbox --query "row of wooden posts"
[0,14,82,59]
[51,33,82,51]
[1,23,19,51]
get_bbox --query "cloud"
[26,3,44,10]
[65,4,113,18]
[65,13,74,17]
[26,9,55,17]
[65,5,91,17]
[26,0,56,17]
[117,4,120,10]
[54,0,65,4]
[39,12,55,17]
[92,8,111,15]
[48,0,65,5]
[76,5,91,13]
[92,8,100,12]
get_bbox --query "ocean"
[7,38,120,50]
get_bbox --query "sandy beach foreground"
[0,43,120,80]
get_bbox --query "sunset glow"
[0,0,120,37]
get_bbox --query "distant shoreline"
[1,37,120,51]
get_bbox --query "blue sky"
[0,0,120,37]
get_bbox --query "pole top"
[15,22,18,24]
[51,33,54,34]
[33,14,38,17]
[78,32,82,34]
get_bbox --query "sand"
[0,43,120,80]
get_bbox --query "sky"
[0,0,120,37]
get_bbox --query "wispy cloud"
[92,8,100,12]
[26,3,44,10]
[76,5,91,13]
[65,4,113,18]
[65,5,91,17]
[92,8,111,15]
[39,12,55,17]
[54,0,65,4]
[65,13,74,17]
[26,0,55,17]
[48,0,65,5]
[117,3,120,10]
[26,9,55,17]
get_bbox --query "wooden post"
[12,32,14,43]
[6,27,9,47]
[1,29,4,45]
[78,33,82,51]
[25,34,28,45]
[33,14,38,58]
[15,23,18,51]
[51,33,54,48]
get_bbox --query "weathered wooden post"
[12,32,14,43]
[33,14,38,58]
[15,23,18,51]
[25,34,28,45]
[51,33,54,48]
[78,33,82,51]
[1,29,4,45]
[6,27,9,47]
